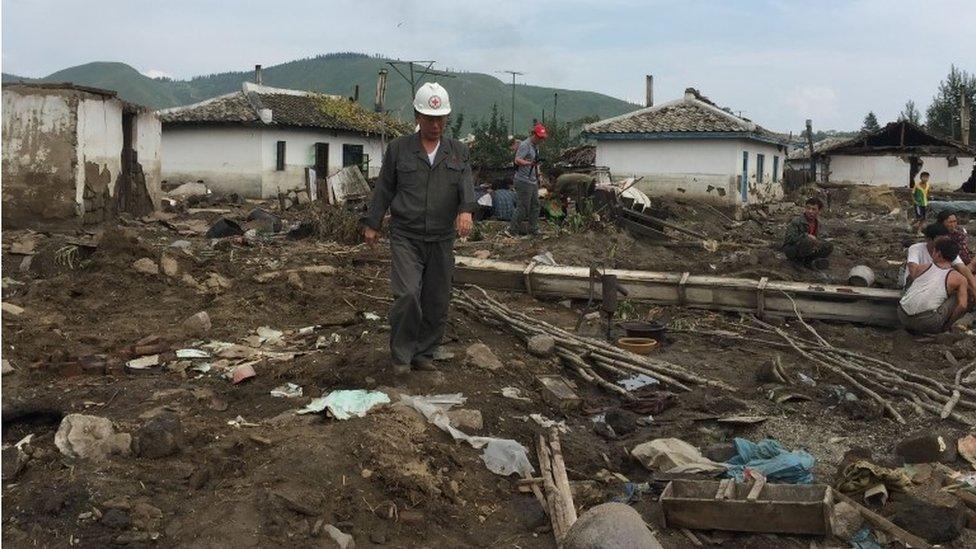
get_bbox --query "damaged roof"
[584,88,787,145]
[158,82,409,136]
[789,121,974,159]
[3,82,154,112]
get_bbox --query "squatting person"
[899,238,969,333]
[782,196,833,269]
[362,83,476,373]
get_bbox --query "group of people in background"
[781,174,976,335]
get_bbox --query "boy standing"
[913,171,931,228]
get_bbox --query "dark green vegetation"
[3,53,637,134]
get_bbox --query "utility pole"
[962,87,972,147]
[375,69,389,152]
[386,60,454,97]
[805,119,816,180]
[497,70,524,135]
[553,92,558,128]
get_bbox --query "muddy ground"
[2,188,976,548]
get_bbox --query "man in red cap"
[507,123,548,236]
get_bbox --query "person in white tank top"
[899,239,969,333]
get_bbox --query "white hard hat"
[414,82,452,116]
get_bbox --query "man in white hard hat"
[362,83,476,373]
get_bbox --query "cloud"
[142,69,173,79]
[785,86,839,121]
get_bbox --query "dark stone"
[369,528,388,545]
[204,218,244,239]
[605,409,639,436]
[133,414,183,459]
[189,465,211,490]
[889,496,966,543]
[101,508,132,530]
[896,433,957,464]
[840,398,883,420]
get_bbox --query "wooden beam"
[453,257,901,327]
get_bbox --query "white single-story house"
[583,87,790,205]
[2,82,161,228]
[787,121,975,189]
[158,80,408,198]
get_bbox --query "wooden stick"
[832,489,934,549]
[547,429,578,531]
[942,390,962,419]
[537,434,569,543]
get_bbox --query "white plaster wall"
[259,128,385,197]
[2,90,75,175]
[161,127,263,196]
[75,98,123,206]
[595,138,785,204]
[134,112,163,206]
[736,140,786,203]
[829,154,975,190]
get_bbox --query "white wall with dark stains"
[594,138,785,205]
[828,154,975,189]
[134,113,163,207]
[75,97,123,207]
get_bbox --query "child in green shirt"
[913,171,931,229]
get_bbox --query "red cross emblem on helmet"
[428,95,442,109]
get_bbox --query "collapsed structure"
[788,120,976,189]
[584,82,790,206]
[158,70,408,198]
[2,83,161,228]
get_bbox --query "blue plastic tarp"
[724,438,815,484]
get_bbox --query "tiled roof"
[584,88,785,144]
[158,83,409,136]
[788,121,974,159]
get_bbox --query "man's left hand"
[456,212,473,237]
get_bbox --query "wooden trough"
[453,257,902,327]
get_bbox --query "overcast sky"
[3,0,974,132]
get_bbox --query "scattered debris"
[126,354,160,370]
[616,373,660,391]
[131,257,159,275]
[1,302,25,316]
[563,502,663,549]
[538,375,582,411]
[1,359,13,375]
[465,342,503,371]
[527,334,556,357]
[270,383,303,398]
[231,363,257,384]
[501,386,532,402]
[182,311,212,334]
[205,218,244,239]
[132,414,183,458]
[631,438,726,475]
[298,390,390,419]
[54,414,132,461]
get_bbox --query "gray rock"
[527,334,556,357]
[829,501,863,540]
[133,414,183,458]
[563,503,663,549]
[160,254,180,278]
[182,311,212,334]
[465,343,503,371]
[447,409,484,431]
[323,524,355,549]
[54,414,132,461]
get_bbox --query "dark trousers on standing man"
[509,180,540,235]
[389,233,455,365]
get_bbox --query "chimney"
[645,75,654,108]
[962,89,971,146]
[684,87,698,100]
[254,64,263,85]
[353,84,360,102]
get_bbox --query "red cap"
[533,123,548,138]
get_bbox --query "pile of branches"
[299,203,362,245]
[681,294,976,426]
[453,286,735,398]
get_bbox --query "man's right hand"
[363,226,380,246]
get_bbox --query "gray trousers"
[898,294,957,334]
[509,180,540,235]
[389,233,455,365]
[784,237,833,265]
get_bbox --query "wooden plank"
[455,257,901,327]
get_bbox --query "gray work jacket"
[363,133,477,241]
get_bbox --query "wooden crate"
[660,479,832,535]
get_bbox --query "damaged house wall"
[1,89,79,227]
[595,138,784,205]
[828,154,974,189]
[2,84,162,228]
[161,126,265,197]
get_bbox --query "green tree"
[899,100,921,125]
[925,65,976,144]
[538,115,600,162]
[449,112,465,139]
[469,103,511,168]
[861,111,881,133]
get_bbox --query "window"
[342,144,364,168]
[773,155,780,182]
[275,141,286,171]
[756,154,765,184]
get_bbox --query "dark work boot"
[412,357,437,371]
